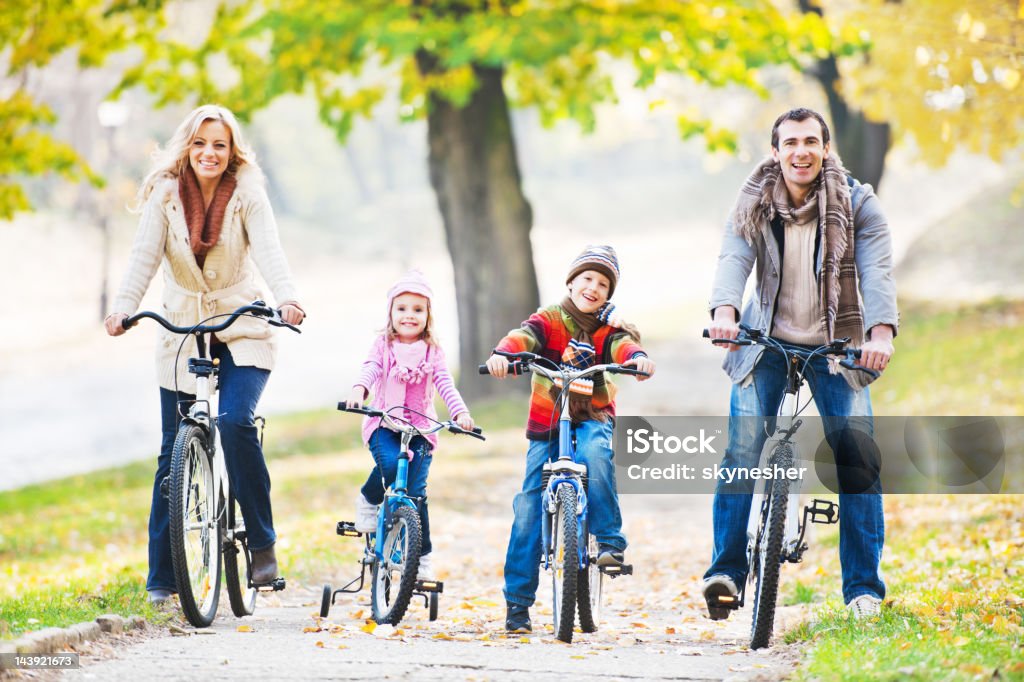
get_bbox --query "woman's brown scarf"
[729,155,864,352]
[557,297,641,422]
[179,165,237,265]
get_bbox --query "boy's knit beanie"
[386,269,433,322]
[565,245,620,298]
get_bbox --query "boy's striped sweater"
[494,304,646,441]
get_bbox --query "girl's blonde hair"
[384,297,438,347]
[135,104,261,207]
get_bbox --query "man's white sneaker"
[848,594,882,619]
[702,574,739,621]
[354,493,379,533]
[417,553,435,580]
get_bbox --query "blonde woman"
[104,104,305,604]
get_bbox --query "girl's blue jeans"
[149,345,274,593]
[703,348,886,605]
[504,418,626,608]
[360,427,434,555]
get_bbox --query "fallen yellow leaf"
[315,641,324,648]
[237,625,253,633]
[360,621,377,634]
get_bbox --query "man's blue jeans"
[504,419,626,608]
[149,345,274,592]
[703,349,886,604]
[360,428,434,555]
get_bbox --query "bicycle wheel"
[371,505,422,625]
[320,584,333,619]
[169,424,222,627]
[576,534,601,633]
[749,445,792,649]
[551,484,579,643]
[224,494,257,617]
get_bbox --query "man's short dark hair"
[771,108,831,149]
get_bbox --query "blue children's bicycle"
[481,350,648,642]
[321,402,485,625]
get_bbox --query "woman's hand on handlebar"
[708,306,741,351]
[347,386,367,409]
[622,355,655,381]
[454,411,475,431]
[279,302,305,326]
[485,354,510,379]
[105,313,129,337]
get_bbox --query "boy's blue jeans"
[703,349,886,605]
[149,345,274,593]
[504,418,626,608]
[360,427,434,555]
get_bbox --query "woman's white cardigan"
[111,167,299,393]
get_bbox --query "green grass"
[778,300,1024,680]
[0,397,523,640]
[872,298,1024,416]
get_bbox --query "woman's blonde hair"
[135,104,261,207]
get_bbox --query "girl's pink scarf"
[382,339,431,418]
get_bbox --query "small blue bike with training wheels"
[480,349,648,643]
[321,402,485,625]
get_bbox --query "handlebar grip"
[479,362,526,376]
[478,365,490,375]
[609,367,650,377]
[472,427,483,435]
[838,358,880,379]
[338,401,381,416]
[121,317,136,331]
[702,329,710,338]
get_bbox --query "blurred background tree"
[112,0,832,397]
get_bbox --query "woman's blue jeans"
[148,345,273,592]
[504,418,626,608]
[359,428,434,555]
[703,349,886,604]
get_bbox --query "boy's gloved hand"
[485,354,510,379]
[455,412,475,431]
[623,355,656,382]
[347,386,367,408]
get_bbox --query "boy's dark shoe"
[596,543,625,568]
[505,603,532,633]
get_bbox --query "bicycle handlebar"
[478,349,650,380]
[702,326,878,378]
[123,301,302,335]
[337,401,486,441]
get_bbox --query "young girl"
[484,245,655,633]
[347,270,474,580]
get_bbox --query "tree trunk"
[799,0,891,192]
[417,56,539,401]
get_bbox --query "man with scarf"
[701,108,897,621]
[485,245,656,633]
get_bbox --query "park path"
[59,339,811,681]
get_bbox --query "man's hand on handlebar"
[105,313,129,337]
[858,325,895,372]
[279,302,305,326]
[622,355,655,381]
[485,354,510,379]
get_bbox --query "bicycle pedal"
[256,577,286,592]
[415,579,444,594]
[806,499,839,524]
[336,521,363,537]
[600,563,633,577]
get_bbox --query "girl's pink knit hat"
[386,269,434,319]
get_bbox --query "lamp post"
[96,101,129,322]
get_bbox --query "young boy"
[485,245,655,633]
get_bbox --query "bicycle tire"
[551,484,579,643]
[371,505,422,625]
[428,592,439,622]
[320,584,333,619]
[749,445,792,649]
[169,423,222,627]
[576,534,601,633]
[224,495,257,617]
